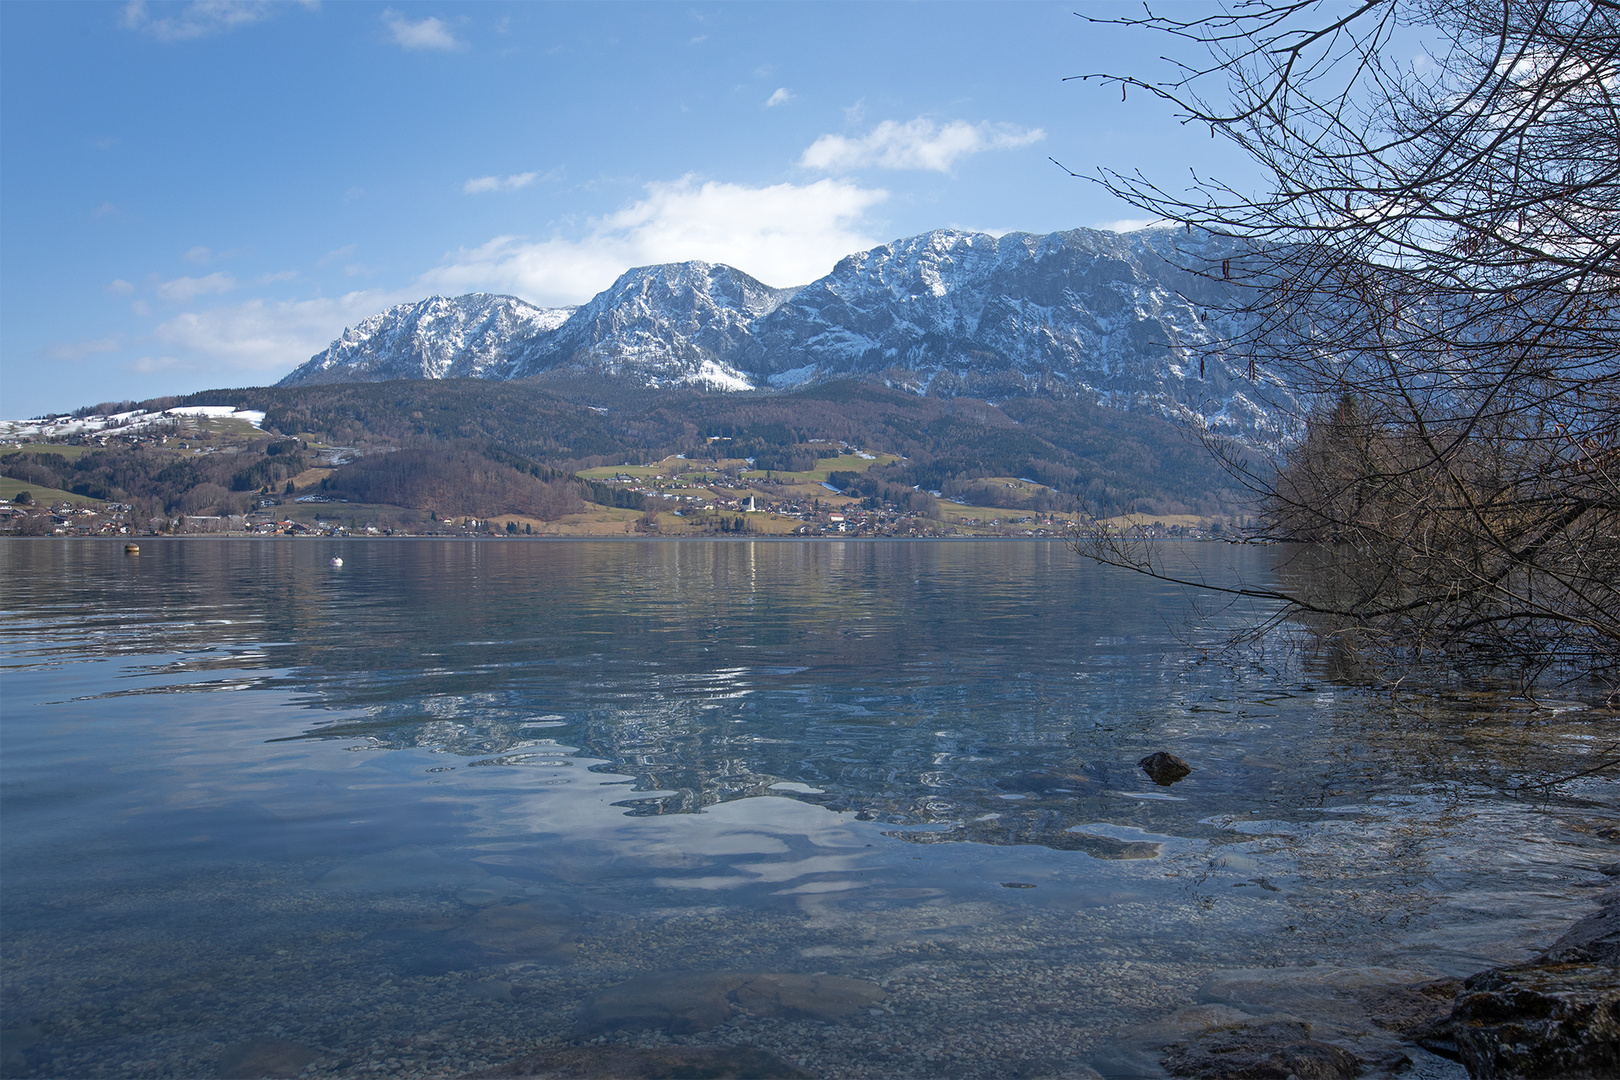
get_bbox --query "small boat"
[124,543,140,555]
[330,556,343,567]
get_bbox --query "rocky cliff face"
[278,226,1294,442]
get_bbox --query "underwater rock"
[1,1023,42,1077]
[886,817,1161,858]
[475,1043,811,1078]
[217,1038,321,1079]
[575,972,739,1034]
[730,972,887,1020]
[450,900,577,962]
[1355,977,1465,1040]
[1003,769,1091,794]
[1160,1017,1360,1079]
[574,971,887,1034]
[1139,752,1192,785]
[1097,977,1433,1080]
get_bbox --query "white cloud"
[149,290,405,374]
[418,175,888,303]
[182,245,213,264]
[157,272,237,302]
[463,172,538,194]
[120,0,313,42]
[116,175,884,382]
[383,10,464,51]
[801,118,1045,173]
[1094,217,1170,233]
[93,202,120,218]
[45,337,124,364]
[129,355,181,374]
[765,87,794,108]
[259,270,299,283]
[317,243,357,266]
[106,279,136,296]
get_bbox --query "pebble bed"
[7,783,1616,1080]
[2,851,1307,1079]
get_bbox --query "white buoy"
[330,556,343,567]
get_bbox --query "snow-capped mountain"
[286,293,575,385]
[278,227,1292,441]
[749,228,1284,439]
[506,261,798,390]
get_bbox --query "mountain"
[288,293,575,385]
[278,227,1294,442]
[507,261,798,390]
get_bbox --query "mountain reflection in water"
[1,539,1614,1080]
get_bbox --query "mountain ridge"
[279,226,1294,443]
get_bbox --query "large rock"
[1139,752,1192,786]
[1439,884,1620,1079]
[1448,964,1620,1079]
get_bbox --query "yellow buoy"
[124,543,140,555]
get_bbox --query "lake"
[1,539,1614,1079]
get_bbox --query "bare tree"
[1069,0,1620,692]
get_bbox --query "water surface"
[2,539,1614,1078]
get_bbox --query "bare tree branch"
[1071,0,1620,694]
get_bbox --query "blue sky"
[0,1,1259,419]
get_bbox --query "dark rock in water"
[217,1038,321,1079]
[473,1043,811,1078]
[1427,884,1620,1079]
[1161,1018,1359,1079]
[1140,751,1192,786]
[1448,963,1620,1080]
[574,970,887,1035]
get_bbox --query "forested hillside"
[227,378,1246,518]
[4,378,1248,523]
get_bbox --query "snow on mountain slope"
[749,228,1288,440]
[506,262,795,390]
[280,293,574,386]
[277,227,1295,442]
